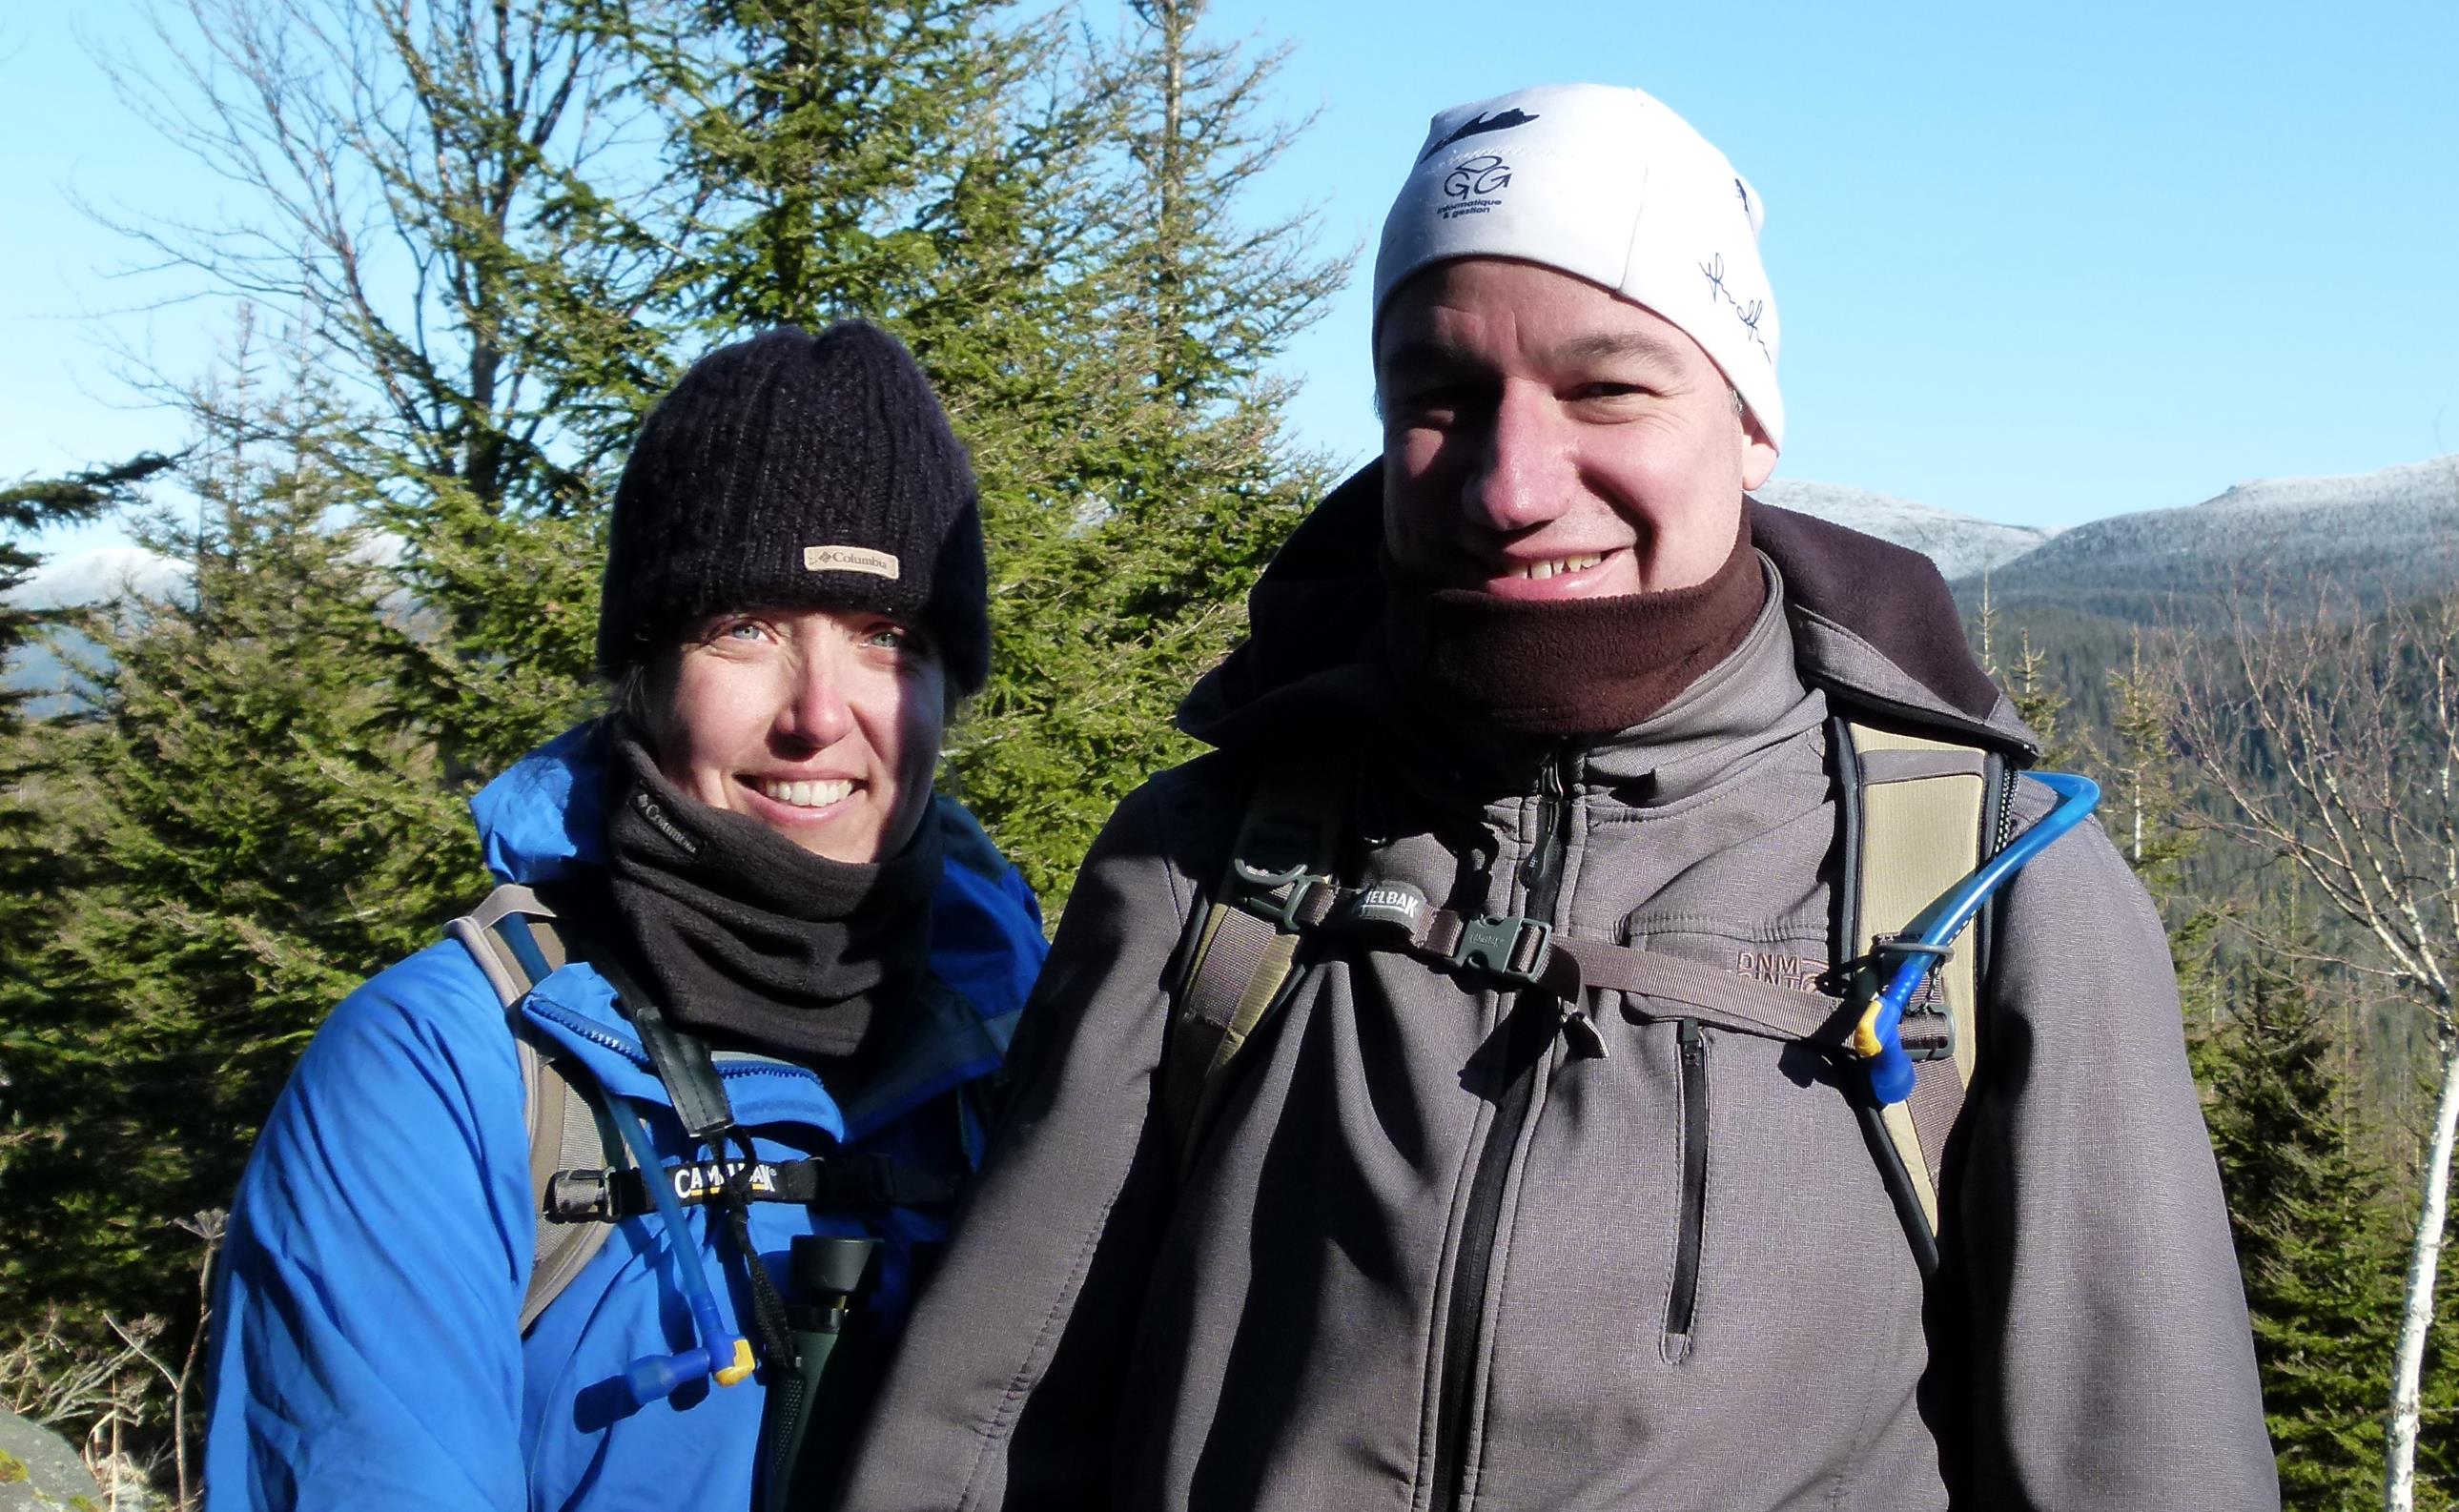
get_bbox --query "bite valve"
[619,1336,757,1408]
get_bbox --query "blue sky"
[7,0,2456,555]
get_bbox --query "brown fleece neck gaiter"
[1383,517,1767,737]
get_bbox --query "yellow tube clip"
[1851,1001,1884,1060]
[715,1338,756,1387]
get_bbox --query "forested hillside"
[1959,456,2459,623]
[0,0,1344,1500]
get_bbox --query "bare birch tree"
[90,0,683,514]
[2171,582,2459,1512]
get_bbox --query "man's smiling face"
[1376,256,1777,601]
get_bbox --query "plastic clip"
[1452,914,1553,988]
[544,1168,617,1222]
[1870,938,1956,1064]
[1232,860,1333,930]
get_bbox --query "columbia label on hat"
[803,545,901,580]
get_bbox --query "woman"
[203,323,1047,1511]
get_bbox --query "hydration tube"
[1853,771,2100,1106]
[605,1094,757,1407]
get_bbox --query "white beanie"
[1374,82,1784,451]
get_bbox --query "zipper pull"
[1559,1004,1608,1060]
[1517,746,1571,895]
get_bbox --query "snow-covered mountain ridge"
[1752,480,2056,580]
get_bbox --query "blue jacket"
[204,723,1047,1511]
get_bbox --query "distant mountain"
[3,545,189,609]
[3,637,82,717]
[1752,480,2056,580]
[1950,456,2459,623]
[3,546,186,716]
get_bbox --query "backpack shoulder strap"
[444,883,625,1331]
[1833,715,2010,1274]
[1161,760,1349,1164]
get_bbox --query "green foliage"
[605,0,1347,909]
[2198,961,2410,1505]
[0,11,1347,1451]
[0,456,178,734]
[0,391,477,1338]
[1973,573,2089,772]
[2103,629,2197,887]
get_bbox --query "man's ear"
[1740,409,1778,493]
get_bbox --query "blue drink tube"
[605,1095,756,1406]
[1854,772,2100,1106]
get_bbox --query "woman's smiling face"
[644,605,946,864]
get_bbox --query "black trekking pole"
[759,1235,884,1512]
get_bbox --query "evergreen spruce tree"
[0,453,179,917]
[624,0,1349,908]
[2201,959,2415,1506]
[2104,628,2195,885]
[0,452,182,1304]
[0,363,467,1347]
[938,0,1348,909]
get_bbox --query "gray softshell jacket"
[841,471,2278,1512]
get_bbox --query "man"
[841,84,2276,1510]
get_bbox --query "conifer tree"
[0,453,183,1305]
[622,0,1349,907]
[937,0,1347,909]
[0,453,180,837]
[2105,628,2195,884]
[2202,962,2409,1505]
[0,360,464,1342]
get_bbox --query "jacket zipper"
[1428,750,1573,1512]
[1662,1018,1710,1360]
[526,997,826,1091]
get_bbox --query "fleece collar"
[1178,461,2034,764]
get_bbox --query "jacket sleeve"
[838,778,1202,1512]
[204,944,535,1512]
[1948,807,2279,1509]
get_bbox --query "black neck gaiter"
[1383,516,1767,737]
[599,727,941,1061]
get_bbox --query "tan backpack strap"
[518,1041,625,1331]
[1841,720,1998,1254]
[446,884,622,1331]
[1162,762,1349,1163]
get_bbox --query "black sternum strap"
[547,1154,957,1223]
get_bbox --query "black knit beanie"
[597,322,990,691]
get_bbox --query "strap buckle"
[545,1168,618,1222]
[1871,936,1956,1063]
[1230,858,1334,930]
[1452,913,1553,989]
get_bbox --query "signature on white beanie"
[1374,82,1784,452]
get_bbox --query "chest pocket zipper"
[1663,1017,1710,1363]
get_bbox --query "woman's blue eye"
[726,622,765,641]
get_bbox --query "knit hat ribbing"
[596,322,990,691]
